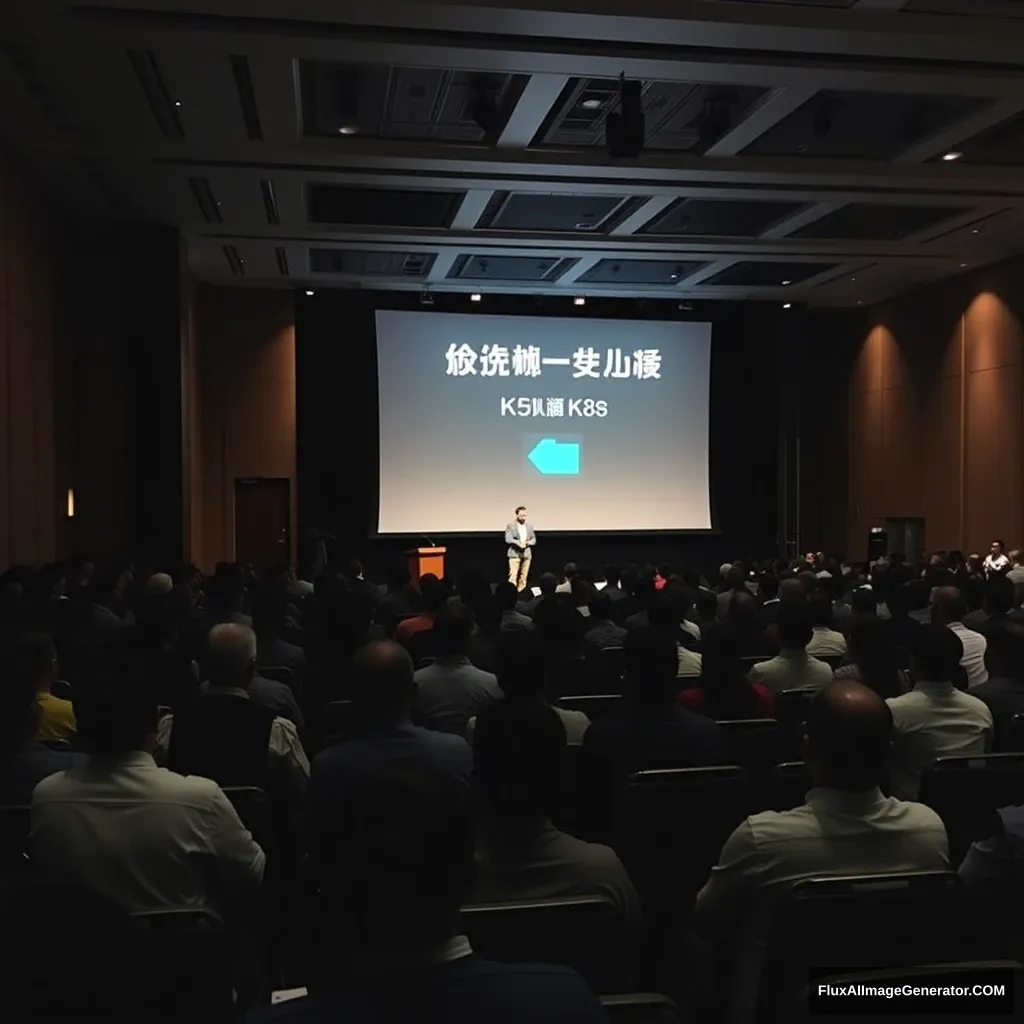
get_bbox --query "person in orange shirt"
[17,633,77,744]
[394,575,446,646]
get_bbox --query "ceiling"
[7,1,1024,306]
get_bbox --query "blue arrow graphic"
[528,438,580,475]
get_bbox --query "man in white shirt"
[695,680,949,1018]
[805,592,848,659]
[886,624,992,801]
[748,605,833,695]
[983,539,1011,579]
[930,585,988,688]
[415,606,502,734]
[32,660,265,916]
[504,506,537,592]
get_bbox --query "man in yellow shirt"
[17,633,76,744]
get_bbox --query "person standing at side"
[505,506,537,593]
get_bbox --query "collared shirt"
[35,691,76,743]
[31,751,265,914]
[677,646,703,679]
[414,656,502,735]
[695,786,949,1021]
[156,687,310,795]
[516,522,527,547]
[984,553,1011,577]
[948,621,989,688]
[886,680,993,800]
[747,649,833,695]
[805,626,848,659]
[473,817,642,934]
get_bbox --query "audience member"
[679,624,773,719]
[495,581,533,631]
[958,806,1024,896]
[15,632,76,744]
[724,590,771,657]
[32,650,265,915]
[252,588,307,685]
[467,593,502,673]
[970,576,1016,637]
[602,565,626,604]
[971,621,1024,748]
[930,585,988,688]
[414,606,502,735]
[694,681,948,1015]
[887,625,992,800]
[716,566,749,623]
[748,604,832,694]
[283,762,606,1024]
[833,617,906,699]
[584,591,627,651]
[342,559,379,608]
[518,572,556,618]
[157,623,309,796]
[471,699,641,930]
[805,591,847,658]
[395,574,446,645]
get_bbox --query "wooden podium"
[407,546,446,586]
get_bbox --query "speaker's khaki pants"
[508,555,531,591]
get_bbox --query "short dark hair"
[759,572,779,600]
[76,647,160,753]
[992,539,1005,549]
[624,626,679,702]
[985,620,1024,677]
[777,603,813,650]
[910,623,964,682]
[603,565,621,586]
[985,576,1015,617]
[807,590,834,627]
[494,630,547,698]
[537,573,558,598]
[514,506,526,515]
[251,588,287,637]
[931,585,967,623]
[473,700,565,816]
[588,591,613,620]
[494,581,520,611]
[432,605,473,657]
[419,574,446,612]
[350,641,415,722]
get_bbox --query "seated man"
[887,624,992,801]
[415,606,502,735]
[804,591,848,659]
[748,604,833,694]
[268,762,606,1024]
[31,649,265,915]
[252,588,307,687]
[584,591,627,651]
[931,585,988,688]
[18,632,77,745]
[495,582,533,632]
[395,574,446,645]
[471,698,640,931]
[695,680,949,1017]
[971,620,1024,748]
[0,638,83,804]
[467,631,590,746]
[156,623,309,798]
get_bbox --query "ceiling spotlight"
[781,280,791,286]
[470,293,482,302]
[783,302,792,309]
[337,125,359,135]
[573,296,586,307]
[580,98,604,111]
[942,151,962,162]
[960,262,968,268]
[304,289,315,297]
[857,300,863,306]
[971,228,981,234]
[174,100,182,108]
[851,277,857,282]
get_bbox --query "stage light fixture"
[470,293,482,302]
[420,288,434,306]
[605,74,645,159]
[942,151,962,162]
[573,295,586,307]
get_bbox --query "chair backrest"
[556,694,625,720]
[601,993,682,1024]
[773,688,816,730]
[767,760,812,812]
[461,895,632,993]
[918,753,1024,864]
[319,699,358,750]
[220,785,273,851]
[758,871,992,1018]
[259,664,300,696]
[716,719,785,773]
[797,961,1022,1022]
[618,766,750,909]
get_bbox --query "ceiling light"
[470,293,482,302]
[580,98,604,110]
[304,289,314,297]
[782,280,791,286]
[783,302,792,309]
[851,277,857,282]
[174,101,182,108]
[942,151,962,162]
[670,273,678,280]
[337,125,359,135]
[573,296,586,306]
[857,300,863,306]
[960,262,968,268]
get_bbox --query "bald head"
[805,680,892,791]
[145,572,173,596]
[207,622,257,689]
[351,641,415,724]
[930,585,966,624]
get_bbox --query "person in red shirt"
[394,574,446,645]
[678,624,773,720]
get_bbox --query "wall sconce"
[66,488,75,518]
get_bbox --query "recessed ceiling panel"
[643,197,807,237]
[299,61,528,142]
[745,89,989,160]
[309,249,436,276]
[449,255,574,281]
[702,261,839,287]
[306,184,463,228]
[538,78,767,152]
[950,109,1024,165]
[578,259,707,285]
[484,193,633,232]
[791,202,974,241]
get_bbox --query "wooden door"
[234,478,290,571]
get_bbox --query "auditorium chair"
[556,693,626,720]
[616,766,750,916]
[795,961,1023,1023]
[313,698,358,752]
[259,665,300,697]
[767,761,812,812]
[918,753,1024,865]
[1008,712,1024,752]
[586,645,627,690]
[716,719,784,773]
[755,871,996,1022]
[461,895,635,993]
[601,993,682,1024]
[773,688,816,730]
